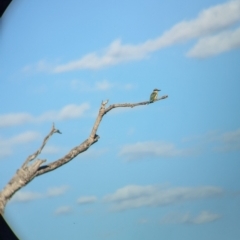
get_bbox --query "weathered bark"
[0,96,168,215]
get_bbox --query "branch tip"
[54,129,62,134]
[102,99,109,106]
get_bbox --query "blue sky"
[1,0,240,239]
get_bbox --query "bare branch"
[89,101,107,140]
[104,95,168,114]
[35,95,168,177]
[0,95,168,214]
[22,123,61,167]
[36,140,90,176]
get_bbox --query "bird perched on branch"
[150,89,161,102]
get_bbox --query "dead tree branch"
[22,123,61,167]
[0,95,168,215]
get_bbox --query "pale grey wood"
[0,95,168,215]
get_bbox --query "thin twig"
[22,123,61,167]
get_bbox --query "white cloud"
[53,39,149,72]
[11,191,42,203]
[51,0,240,72]
[185,128,240,152]
[160,211,221,224]
[0,131,41,159]
[56,103,89,120]
[95,80,112,91]
[10,186,70,203]
[71,79,113,92]
[46,185,69,197]
[5,131,40,145]
[221,128,240,143]
[54,206,72,215]
[0,113,33,127]
[217,128,240,151]
[187,27,240,58]
[181,128,240,154]
[38,103,90,121]
[0,103,90,128]
[77,196,97,204]
[70,79,134,92]
[103,185,223,211]
[119,141,194,161]
[191,211,221,224]
[159,0,240,44]
[0,148,11,159]
[22,60,54,74]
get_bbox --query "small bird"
[150,89,161,102]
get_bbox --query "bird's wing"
[150,92,155,101]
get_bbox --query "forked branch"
[0,95,168,215]
[22,123,61,167]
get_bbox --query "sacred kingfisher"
[150,89,161,102]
